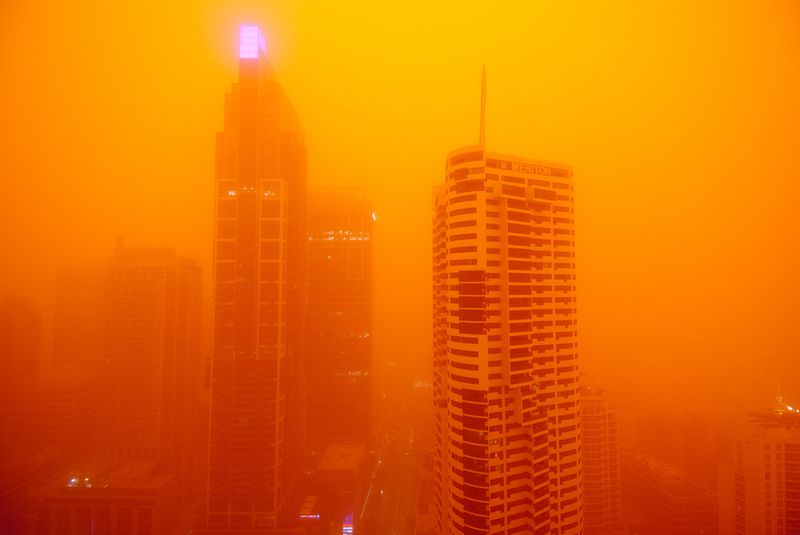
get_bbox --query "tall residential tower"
[432,71,582,534]
[206,25,307,532]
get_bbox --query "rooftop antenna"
[479,65,486,148]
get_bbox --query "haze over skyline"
[2,0,799,412]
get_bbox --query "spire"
[479,65,486,148]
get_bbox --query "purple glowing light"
[239,25,266,59]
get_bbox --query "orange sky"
[1,0,799,411]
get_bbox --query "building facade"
[206,25,307,532]
[0,297,41,387]
[581,387,621,535]
[33,461,178,535]
[0,297,43,458]
[307,191,373,453]
[96,245,203,491]
[52,263,106,369]
[2,367,93,457]
[718,410,800,534]
[621,453,717,534]
[432,135,581,532]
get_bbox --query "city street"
[360,376,429,534]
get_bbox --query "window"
[262,199,281,218]
[261,219,280,239]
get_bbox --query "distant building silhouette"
[621,452,717,534]
[205,25,307,532]
[95,245,202,497]
[2,367,92,457]
[307,190,373,453]
[581,387,621,535]
[2,247,202,533]
[718,409,800,534]
[634,412,727,491]
[0,297,43,458]
[43,249,203,491]
[52,263,106,369]
[0,297,41,386]
[432,70,582,534]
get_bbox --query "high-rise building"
[621,452,717,534]
[95,245,202,489]
[206,25,307,532]
[634,412,726,491]
[0,297,41,386]
[0,297,42,455]
[718,409,800,534]
[2,367,92,456]
[432,70,581,534]
[581,386,621,535]
[52,263,106,369]
[307,190,373,452]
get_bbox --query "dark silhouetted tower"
[206,25,307,532]
[307,190,373,453]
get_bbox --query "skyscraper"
[581,386,621,535]
[307,190,373,452]
[52,262,105,369]
[432,70,581,534]
[96,245,202,489]
[206,25,307,532]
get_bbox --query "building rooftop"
[626,454,714,500]
[318,444,366,473]
[38,460,172,495]
[750,408,800,430]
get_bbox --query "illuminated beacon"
[206,25,307,532]
[432,68,582,534]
